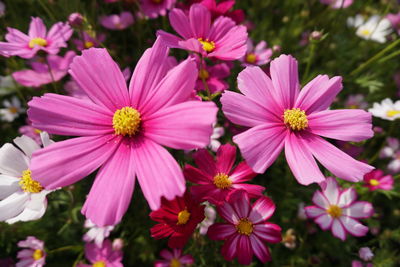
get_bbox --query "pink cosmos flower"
[183,144,264,205]
[196,60,230,93]
[157,3,247,60]
[220,54,374,185]
[359,247,374,261]
[16,236,46,267]
[140,0,176,19]
[363,169,394,191]
[380,137,400,173]
[345,94,368,110]
[100,12,134,30]
[19,119,43,145]
[387,12,400,35]
[77,240,123,267]
[240,39,273,67]
[352,261,373,267]
[200,0,245,24]
[320,0,353,9]
[12,51,76,87]
[304,177,374,241]
[155,248,194,267]
[73,31,106,51]
[0,17,72,59]
[208,190,282,265]
[27,37,218,227]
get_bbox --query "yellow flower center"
[360,29,371,36]
[213,173,232,189]
[386,110,400,117]
[34,129,42,134]
[198,38,215,53]
[92,261,106,267]
[198,69,210,80]
[283,108,308,131]
[326,205,342,218]
[245,53,257,64]
[369,179,380,186]
[28,38,48,49]
[84,41,94,48]
[151,0,163,3]
[170,258,181,267]
[32,249,43,260]
[112,107,141,136]
[177,209,191,225]
[8,107,18,114]
[236,218,253,236]
[19,169,43,193]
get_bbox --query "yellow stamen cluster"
[369,179,380,186]
[245,53,257,64]
[8,107,18,114]
[32,249,43,260]
[386,110,400,118]
[236,218,253,236]
[170,258,181,267]
[84,41,94,48]
[92,261,106,267]
[112,107,141,136]
[29,38,48,49]
[19,169,43,193]
[198,38,216,52]
[198,69,210,80]
[326,205,342,218]
[177,209,191,225]
[283,108,308,131]
[360,29,371,37]
[213,173,232,189]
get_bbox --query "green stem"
[38,0,57,21]
[47,245,82,254]
[45,56,58,94]
[378,50,400,64]
[303,41,316,84]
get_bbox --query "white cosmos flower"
[0,96,25,122]
[0,132,53,224]
[207,123,224,152]
[83,219,115,247]
[368,98,400,121]
[347,15,392,43]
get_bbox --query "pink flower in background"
[157,4,248,60]
[345,94,368,110]
[221,54,374,185]
[305,178,374,241]
[140,0,177,19]
[196,60,231,93]
[100,12,134,30]
[386,12,400,35]
[16,236,46,267]
[352,261,373,267]
[19,119,43,145]
[240,39,273,67]
[359,247,374,261]
[200,0,245,24]
[73,31,106,50]
[208,190,282,265]
[77,240,123,267]
[155,248,194,267]
[12,51,76,87]
[0,17,72,59]
[336,141,363,158]
[28,38,218,226]
[68,12,84,27]
[380,137,400,173]
[183,144,263,205]
[363,169,394,191]
[320,0,353,9]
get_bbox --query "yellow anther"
[236,218,253,236]
[245,53,257,64]
[19,169,43,193]
[198,38,216,52]
[326,205,342,218]
[283,108,308,131]
[386,110,400,118]
[112,107,141,136]
[198,69,210,80]
[170,258,181,267]
[84,41,94,48]
[32,249,43,260]
[177,209,191,225]
[29,38,48,49]
[92,261,106,267]
[369,179,380,186]
[213,173,232,189]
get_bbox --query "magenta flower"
[387,12,400,35]
[352,261,373,267]
[320,0,353,9]
[157,3,247,60]
[221,54,374,185]
[305,177,374,241]
[183,144,264,205]
[363,169,394,191]
[140,0,176,19]
[77,240,123,267]
[155,248,194,267]
[27,38,218,226]
[12,51,76,88]
[240,39,273,67]
[208,190,282,265]
[16,236,46,267]
[0,17,72,59]
[73,31,106,51]
[196,60,231,93]
[200,0,245,24]
[100,12,134,30]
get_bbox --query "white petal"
[0,174,20,199]
[0,191,28,222]
[331,219,346,240]
[0,143,29,176]
[14,135,40,159]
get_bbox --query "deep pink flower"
[12,51,76,87]
[183,144,264,205]
[320,0,353,9]
[140,0,176,19]
[200,0,245,24]
[240,39,273,67]
[0,17,72,59]
[208,190,282,265]
[27,37,218,226]
[155,248,194,267]
[305,177,374,241]
[196,59,230,93]
[387,12,400,35]
[77,240,123,267]
[157,4,247,60]
[221,54,374,185]
[100,12,134,30]
[363,169,394,191]
[73,31,106,51]
[16,236,46,267]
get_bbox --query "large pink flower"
[0,17,72,59]
[27,37,218,226]
[208,190,281,265]
[305,177,374,241]
[157,3,247,60]
[221,54,374,185]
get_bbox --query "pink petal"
[189,4,211,38]
[183,165,211,184]
[169,8,192,38]
[231,184,264,199]
[343,201,374,219]
[208,16,235,42]
[190,184,221,204]
[249,196,275,224]
[132,138,186,210]
[331,219,346,241]
[5,27,30,43]
[237,235,253,265]
[304,206,325,219]
[337,188,357,207]
[228,189,250,218]
[253,223,282,243]
[82,142,135,226]
[340,217,368,237]
[233,123,286,173]
[69,48,130,111]
[322,177,340,204]
[312,191,330,209]
[46,22,73,45]
[216,144,236,174]
[208,25,248,61]
[193,149,217,176]
[217,201,239,224]
[315,213,333,230]
[207,223,236,240]
[221,234,239,261]
[28,17,46,38]
[28,93,113,136]
[307,109,373,142]
[144,101,217,150]
[249,235,271,263]
[229,162,257,182]
[156,30,183,49]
